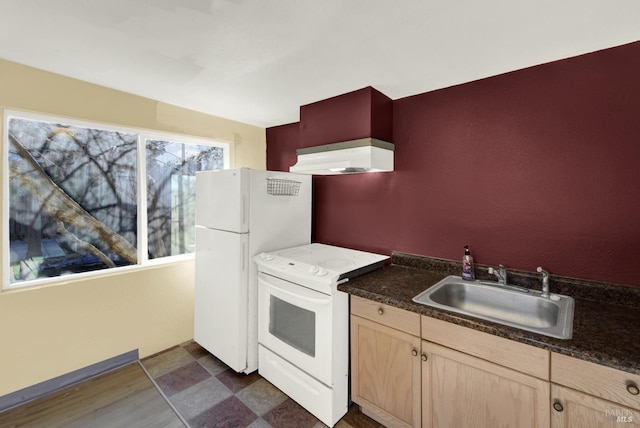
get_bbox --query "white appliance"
[289,138,395,175]
[254,243,389,427]
[194,168,311,374]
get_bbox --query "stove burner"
[319,258,355,269]
[278,249,311,258]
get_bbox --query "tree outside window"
[146,139,224,259]
[6,115,226,287]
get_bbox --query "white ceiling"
[1,0,639,128]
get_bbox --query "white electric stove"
[254,243,389,427]
[256,243,388,295]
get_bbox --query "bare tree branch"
[9,134,138,264]
[56,221,116,268]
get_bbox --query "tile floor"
[141,341,384,428]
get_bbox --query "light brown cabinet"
[350,296,422,428]
[420,316,550,381]
[350,295,639,428]
[421,319,550,428]
[350,313,421,427]
[551,384,639,427]
[551,353,640,427]
[350,296,550,428]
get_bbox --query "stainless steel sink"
[412,275,574,339]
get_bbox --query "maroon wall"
[267,41,640,287]
[266,122,299,172]
[299,87,393,147]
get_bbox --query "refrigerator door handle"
[242,241,247,271]
[242,195,247,227]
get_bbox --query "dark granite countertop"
[338,252,640,376]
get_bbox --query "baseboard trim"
[0,349,139,413]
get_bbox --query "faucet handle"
[489,265,508,284]
[537,267,551,298]
[536,267,549,277]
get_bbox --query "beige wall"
[0,59,266,396]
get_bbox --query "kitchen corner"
[339,251,640,375]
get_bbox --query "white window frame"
[2,109,230,290]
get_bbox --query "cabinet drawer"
[551,352,640,411]
[421,316,550,380]
[350,295,420,337]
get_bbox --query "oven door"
[258,272,333,386]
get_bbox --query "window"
[145,139,224,259]
[4,111,228,289]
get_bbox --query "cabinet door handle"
[553,401,564,412]
[377,308,384,315]
[421,354,428,362]
[411,349,418,357]
[627,383,640,396]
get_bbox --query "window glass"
[145,139,224,259]
[8,118,137,284]
[5,112,228,288]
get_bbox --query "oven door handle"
[260,274,332,305]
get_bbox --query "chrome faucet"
[488,264,507,285]
[537,267,550,298]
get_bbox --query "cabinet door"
[551,384,639,428]
[422,341,550,428]
[351,314,421,428]
[551,353,640,411]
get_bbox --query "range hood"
[290,138,394,175]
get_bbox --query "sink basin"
[412,275,574,339]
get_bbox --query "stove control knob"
[260,253,274,261]
[309,265,319,274]
[317,268,328,276]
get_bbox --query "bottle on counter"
[462,245,475,281]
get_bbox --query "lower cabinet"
[350,295,422,427]
[421,316,551,428]
[551,384,639,427]
[351,296,639,428]
[350,296,551,428]
[422,341,550,428]
[350,314,421,428]
[550,352,640,428]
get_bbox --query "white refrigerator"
[194,168,311,373]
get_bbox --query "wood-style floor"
[0,341,382,428]
[0,362,185,428]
